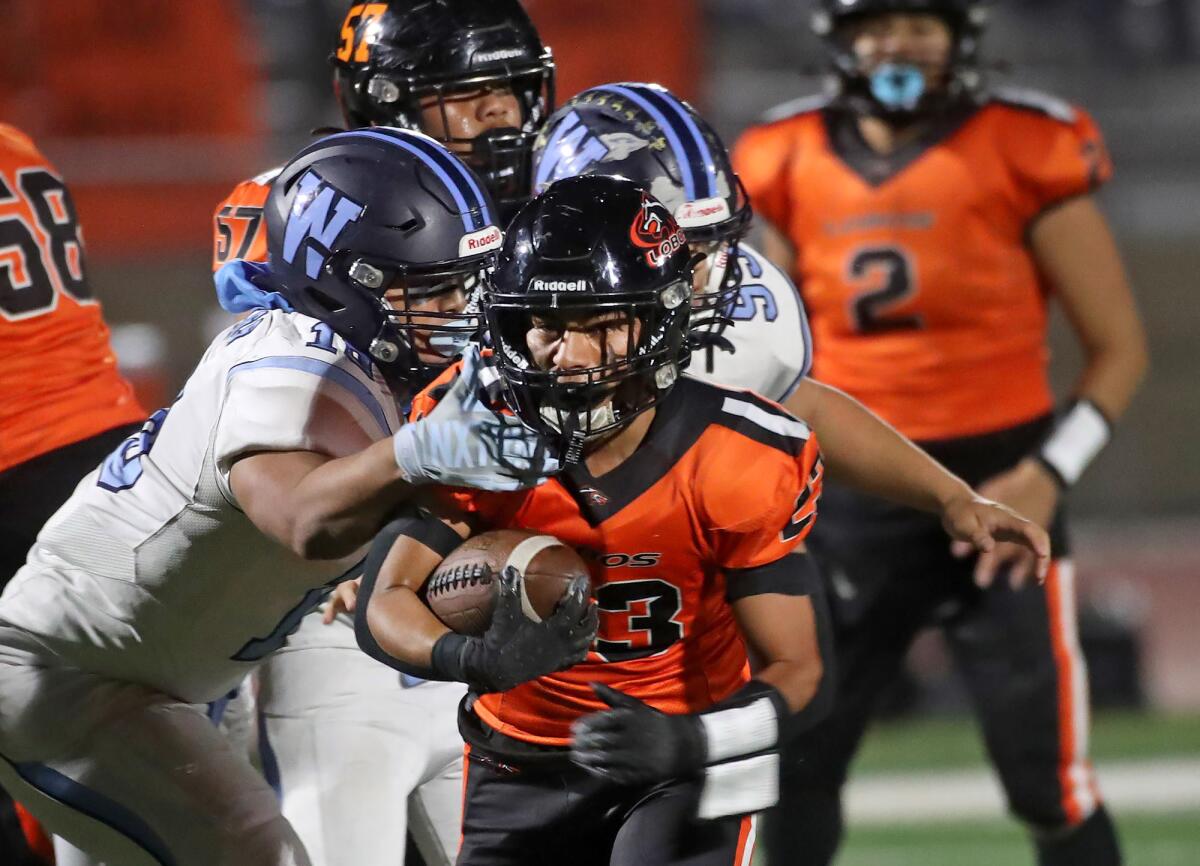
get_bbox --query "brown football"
[424,529,592,636]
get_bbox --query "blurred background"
[4,1,1197,861]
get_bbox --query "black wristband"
[430,632,471,682]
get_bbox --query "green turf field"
[756,712,1200,865]
[852,710,1200,773]
[836,812,1200,866]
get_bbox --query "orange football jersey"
[411,372,824,746]
[0,125,143,472]
[211,166,279,272]
[733,90,1112,441]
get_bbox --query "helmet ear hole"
[305,287,349,315]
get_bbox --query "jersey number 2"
[847,246,922,334]
[0,169,90,320]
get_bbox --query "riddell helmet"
[812,0,989,117]
[485,175,693,464]
[532,83,751,352]
[332,0,555,218]
[265,127,502,390]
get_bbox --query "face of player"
[417,85,523,151]
[526,310,643,389]
[384,278,471,364]
[847,12,954,91]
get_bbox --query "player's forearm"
[752,658,823,716]
[357,530,455,672]
[365,585,448,667]
[732,590,834,727]
[282,438,418,559]
[1072,338,1149,424]
[785,378,970,514]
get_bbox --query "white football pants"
[0,627,308,866]
[256,611,466,866]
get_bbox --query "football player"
[0,129,555,866]
[352,176,1046,865]
[213,4,553,863]
[213,0,554,273]
[532,82,1049,584]
[0,124,134,866]
[732,2,1148,864]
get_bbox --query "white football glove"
[392,345,559,491]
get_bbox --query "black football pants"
[764,479,1121,866]
[457,751,756,866]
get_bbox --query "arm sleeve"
[1008,105,1112,219]
[732,123,796,235]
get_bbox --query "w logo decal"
[282,170,365,279]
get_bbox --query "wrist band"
[1038,399,1112,488]
[699,680,787,763]
[430,632,470,682]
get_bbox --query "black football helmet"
[812,0,988,117]
[332,0,555,218]
[265,127,502,390]
[532,82,751,353]
[485,175,694,464]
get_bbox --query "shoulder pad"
[760,93,833,125]
[0,124,40,159]
[989,86,1077,124]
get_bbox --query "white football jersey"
[0,309,403,703]
[687,242,812,402]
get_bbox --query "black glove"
[434,567,597,693]
[570,683,708,786]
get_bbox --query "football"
[424,529,592,636]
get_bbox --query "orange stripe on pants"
[732,813,756,866]
[14,800,53,863]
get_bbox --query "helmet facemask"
[485,281,691,465]
[356,58,555,217]
[329,250,491,389]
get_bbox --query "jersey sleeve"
[732,122,796,235]
[699,401,824,572]
[211,312,399,491]
[1001,99,1112,219]
[212,168,278,273]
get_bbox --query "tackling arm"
[230,345,559,560]
[786,378,1051,582]
[230,440,417,561]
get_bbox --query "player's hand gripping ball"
[425,529,592,636]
